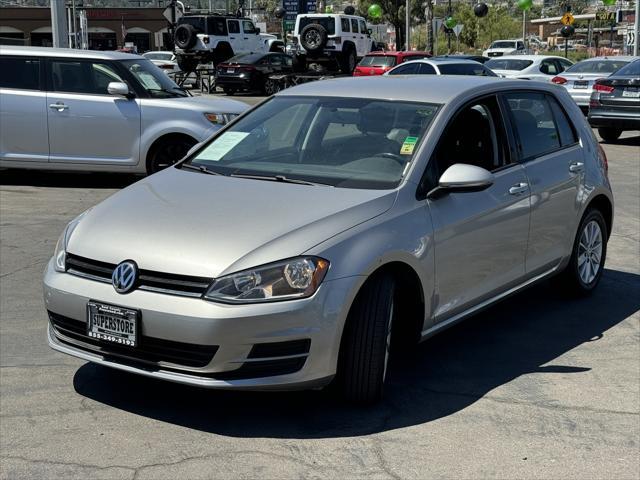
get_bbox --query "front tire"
[598,127,622,143]
[337,274,395,404]
[339,45,357,74]
[558,209,608,295]
[146,136,197,175]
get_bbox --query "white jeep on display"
[173,15,284,71]
[290,13,374,74]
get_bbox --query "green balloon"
[368,3,383,19]
[517,0,532,10]
[601,0,616,4]
[444,16,456,29]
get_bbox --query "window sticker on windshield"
[400,136,419,155]
[196,132,250,161]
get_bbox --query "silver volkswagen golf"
[44,76,613,403]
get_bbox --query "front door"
[425,95,531,321]
[226,19,244,53]
[501,91,584,273]
[46,59,140,165]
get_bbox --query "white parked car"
[485,55,574,82]
[482,39,526,58]
[0,47,248,174]
[142,51,198,87]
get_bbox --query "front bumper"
[44,259,360,390]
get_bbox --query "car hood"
[67,167,397,278]
[141,95,248,114]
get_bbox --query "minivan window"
[0,57,40,90]
[186,96,439,189]
[51,60,125,95]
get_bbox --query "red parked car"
[353,51,431,76]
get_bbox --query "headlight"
[204,257,330,304]
[53,210,90,273]
[204,113,239,125]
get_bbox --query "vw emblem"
[112,261,138,294]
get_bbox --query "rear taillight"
[593,83,614,94]
[353,68,362,77]
[597,144,608,175]
[551,76,567,85]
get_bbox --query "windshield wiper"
[230,173,329,186]
[180,163,222,175]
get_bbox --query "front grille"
[65,253,213,298]
[49,311,218,368]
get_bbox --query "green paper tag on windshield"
[400,136,419,155]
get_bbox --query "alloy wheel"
[578,220,603,285]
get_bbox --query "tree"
[358,0,423,50]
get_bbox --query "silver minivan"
[44,76,614,403]
[0,46,247,174]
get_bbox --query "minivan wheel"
[147,136,197,175]
[558,209,607,295]
[338,274,395,404]
[598,127,621,143]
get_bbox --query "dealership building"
[0,7,171,51]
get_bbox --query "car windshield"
[144,52,173,61]
[613,60,640,76]
[359,55,397,67]
[437,63,496,76]
[184,96,439,189]
[490,41,516,49]
[565,60,630,74]
[485,59,533,71]
[120,59,187,98]
[226,53,265,64]
[298,17,336,35]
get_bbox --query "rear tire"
[263,78,279,95]
[146,136,197,175]
[223,87,235,96]
[598,127,621,143]
[337,274,395,404]
[557,209,607,296]
[339,45,357,74]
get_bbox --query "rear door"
[359,19,370,55]
[0,55,48,164]
[501,91,583,273]
[46,58,141,165]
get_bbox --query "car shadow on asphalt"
[0,169,142,189]
[599,133,640,147]
[73,268,640,439]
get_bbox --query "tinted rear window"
[565,60,630,74]
[438,63,495,76]
[613,60,640,76]
[359,55,396,67]
[0,57,40,90]
[226,53,265,64]
[299,17,336,35]
[207,17,227,35]
[179,17,205,32]
[485,59,533,71]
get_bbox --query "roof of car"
[574,56,637,62]
[489,54,567,61]
[401,58,484,65]
[276,75,541,104]
[0,46,142,61]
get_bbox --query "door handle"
[243,37,248,40]
[508,182,529,195]
[569,161,584,173]
[49,102,69,111]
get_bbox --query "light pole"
[634,0,639,56]
[405,0,411,50]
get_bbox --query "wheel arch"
[145,132,199,173]
[586,193,613,239]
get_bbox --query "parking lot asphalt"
[0,119,638,478]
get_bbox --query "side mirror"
[428,163,494,198]
[255,27,261,34]
[367,28,373,35]
[107,82,131,97]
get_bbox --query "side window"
[388,63,419,75]
[51,61,93,94]
[269,55,282,66]
[341,18,350,32]
[539,60,558,75]
[351,19,359,33]
[91,62,126,94]
[0,57,40,90]
[227,20,240,34]
[428,96,508,188]
[418,63,436,74]
[207,18,227,35]
[359,20,367,34]
[517,41,524,50]
[557,58,573,72]
[242,20,256,34]
[548,96,578,146]
[504,92,561,160]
